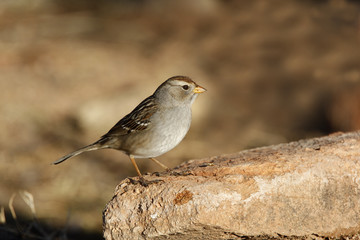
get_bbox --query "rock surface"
[103,131,360,240]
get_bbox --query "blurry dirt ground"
[1,0,360,238]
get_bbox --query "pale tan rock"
[103,131,360,240]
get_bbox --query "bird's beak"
[193,85,207,94]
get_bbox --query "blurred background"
[1,0,360,239]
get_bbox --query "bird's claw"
[128,177,164,187]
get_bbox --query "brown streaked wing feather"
[101,95,157,138]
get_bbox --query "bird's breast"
[127,106,192,158]
[152,107,191,146]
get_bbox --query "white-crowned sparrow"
[53,76,206,179]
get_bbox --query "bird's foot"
[128,176,163,187]
[152,169,192,177]
[151,169,171,177]
[168,170,193,176]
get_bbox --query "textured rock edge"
[103,131,360,240]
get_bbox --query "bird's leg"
[129,155,143,177]
[128,155,163,187]
[149,157,170,171]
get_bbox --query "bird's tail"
[52,141,106,165]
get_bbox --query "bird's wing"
[101,95,158,137]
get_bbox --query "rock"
[103,131,360,240]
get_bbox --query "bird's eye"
[182,85,189,90]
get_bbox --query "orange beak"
[193,85,207,94]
